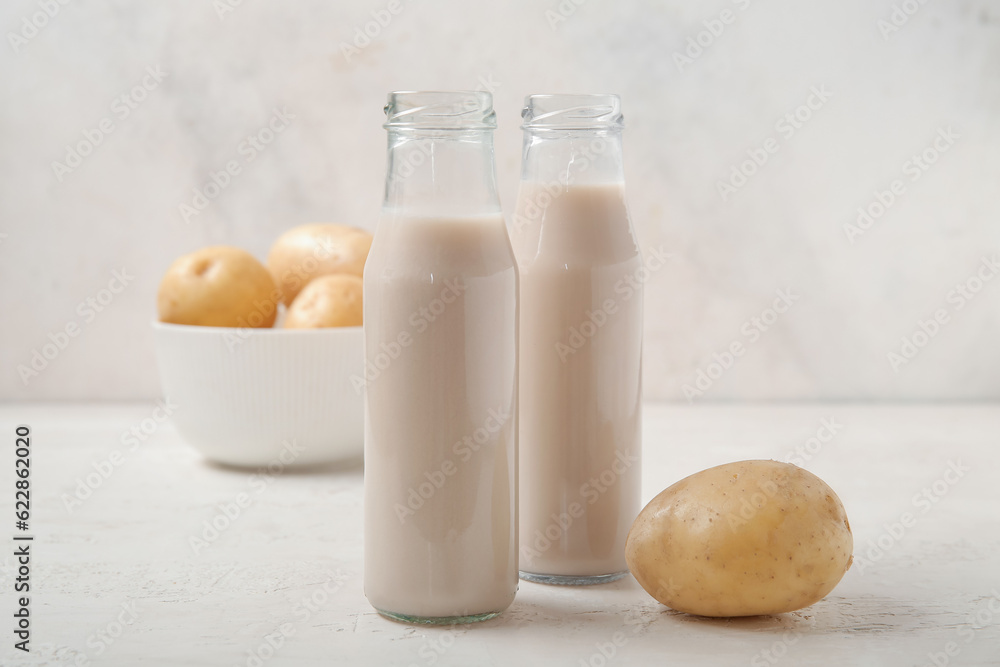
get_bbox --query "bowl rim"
[152,320,363,336]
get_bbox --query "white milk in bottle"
[511,94,642,584]
[363,91,518,622]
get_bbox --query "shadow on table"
[202,453,364,476]
[495,574,863,636]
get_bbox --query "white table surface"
[1,402,998,667]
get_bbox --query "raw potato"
[625,460,852,617]
[267,224,373,306]
[158,246,279,328]
[284,274,363,329]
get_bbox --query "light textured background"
[1,0,998,401]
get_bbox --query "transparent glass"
[363,91,519,623]
[511,94,642,585]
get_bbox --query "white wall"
[2,0,998,401]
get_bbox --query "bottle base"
[518,570,629,586]
[375,608,504,625]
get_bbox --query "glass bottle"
[511,94,642,585]
[363,91,519,623]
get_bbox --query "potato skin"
[625,460,852,617]
[157,246,279,328]
[266,224,373,306]
[284,274,363,329]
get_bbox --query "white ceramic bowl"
[152,321,364,467]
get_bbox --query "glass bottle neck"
[520,128,625,186]
[383,129,501,217]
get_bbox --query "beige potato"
[284,274,363,329]
[158,246,279,328]
[625,460,852,617]
[267,224,373,306]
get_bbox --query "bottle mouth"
[384,91,497,130]
[522,94,623,130]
